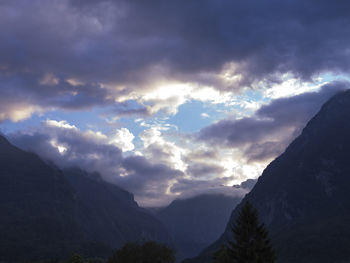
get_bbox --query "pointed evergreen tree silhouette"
[228,201,276,263]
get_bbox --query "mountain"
[64,168,173,250]
[187,89,350,263]
[156,194,241,260]
[0,135,85,261]
[0,136,172,261]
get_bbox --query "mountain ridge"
[0,134,86,261]
[64,167,173,250]
[0,135,173,261]
[186,89,350,263]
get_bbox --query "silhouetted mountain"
[187,89,350,263]
[0,135,85,261]
[64,168,173,250]
[156,194,241,260]
[0,136,173,261]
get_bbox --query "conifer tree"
[213,245,231,263]
[66,253,85,263]
[228,201,275,263]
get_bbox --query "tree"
[107,241,175,263]
[213,245,231,263]
[66,253,85,263]
[228,201,276,263]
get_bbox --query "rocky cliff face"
[188,89,350,263]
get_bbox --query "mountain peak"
[190,88,350,263]
[322,88,350,109]
[303,88,350,130]
[0,136,173,261]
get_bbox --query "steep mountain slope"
[0,136,173,261]
[188,89,350,263]
[0,135,85,261]
[156,194,241,259]
[64,168,173,250]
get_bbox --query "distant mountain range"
[186,89,350,263]
[0,133,241,262]
[0,136,172,261]
[155,194,241,260]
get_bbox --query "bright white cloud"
[50,139,67,154]
[261,73,327,99]
[45,119,78,130]
[107,80,241,119]
[109,128,135,152]
[140,126,187,172]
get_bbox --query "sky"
[0,0,350,207]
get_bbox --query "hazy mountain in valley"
[156,194,241,259]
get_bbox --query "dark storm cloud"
[110,102,150,118]
[182,149,226,179]
[171,177,246,199]
[184,149,219,162]
[186,162,225,178]
[120,155,183,198]
[66,0,350,84]
[198,81,349,161]
[0,71,112,122]
[9,125,123,170]
[1,0,350,119]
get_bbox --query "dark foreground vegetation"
[1,203,274,263]
[213,202,275,263]
[3,241,175,263]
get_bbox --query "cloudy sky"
[1,0,350,206]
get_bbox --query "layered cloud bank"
[1,0,350,120]
[1,0,350,205]
[7,83,347,206]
